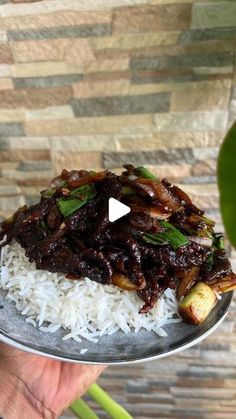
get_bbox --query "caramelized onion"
[112,272,146,291]
[177,266,199,300]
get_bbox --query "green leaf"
[135,166,158,180]
[217,122,236,248]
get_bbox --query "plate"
[0,288,233,365]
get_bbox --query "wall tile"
[0,10,112,31]
[71,92,170,117]
[171,88,231,112]
[24,114,154,136]
[0,44,13,64]
[179,27,236,44]
[25,105,74,120]
[154,112,228,132]
[192,2,236,29]
[14,74,83,89]
[130,53,233,71]
[0,122,24,136]
[8,24,111,41]
[113,4,192,34]
[51,151,102,172]
[0,86,73,108]
[49,136,117,152]
[103,148,195,169]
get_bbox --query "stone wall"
[0,0,236,418]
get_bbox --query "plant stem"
[87,383,133,419]
[70,398,99,419]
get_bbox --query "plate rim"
[0,292,233,365]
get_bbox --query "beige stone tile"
[12,38,69,63]
[171,88,231,112]
[0,86,72,109]
[113,3,191,34]
[0,10,112,30]
[0,0,158,18]
[0,78,14,90]
[147,164,192,180]
[26,106,74,121]
[19,186,44,196]
[91,32,180,50]
[0,195,25,211]
[11,62,83,78]
[73,79,130,98]
[116,131,223,151]
[65,39,96,66]
[0,44,13,64]
[50,136,117,152]
[0,184,21,196]
[129,79,232,97]
[0,32,7,44]
[51,151,102,172]
[12,38,95,67]
[193,66,233,75]
[25,114,154,136]
[1,169,54,181]
[176,183,218,196]
[0,108,25,122]
[0,64,12,77]
[84,58,130,73]
[154,112,228,132]
[0,150,51,162]
[192,159,216,176]
[85,70,129,82]
[9,137,50,150]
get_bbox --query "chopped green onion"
[57,198,88,217]
[142,233,169,246]
[41,180,68,198]
[200,215,215,227]
[57,185,96,217]
[206,253,214,269]
[41,187,57,198]
[70,398,99,419]
[142,221,189,250]
[40,220,49,232]
[122,186,136,195]
[135,166,158,180]
[213,233,225,250]
[70,184,94,197]
[87,383,133,419]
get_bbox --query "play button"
[108,198,131,222]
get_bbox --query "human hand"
[0,342,106,418]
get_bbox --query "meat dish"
[1,165,235,324]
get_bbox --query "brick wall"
[0,0,236,418]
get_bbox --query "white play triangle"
[108,197,131,222]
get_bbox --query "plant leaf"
[217,122,236,248]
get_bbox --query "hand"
[0,342,106,418]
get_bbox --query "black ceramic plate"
[0,288,233,364]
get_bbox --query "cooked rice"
[0,241,182,342]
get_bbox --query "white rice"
[0,241,182,342]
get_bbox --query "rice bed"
[0,241,182,343]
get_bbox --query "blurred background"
[0,0,236,417]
